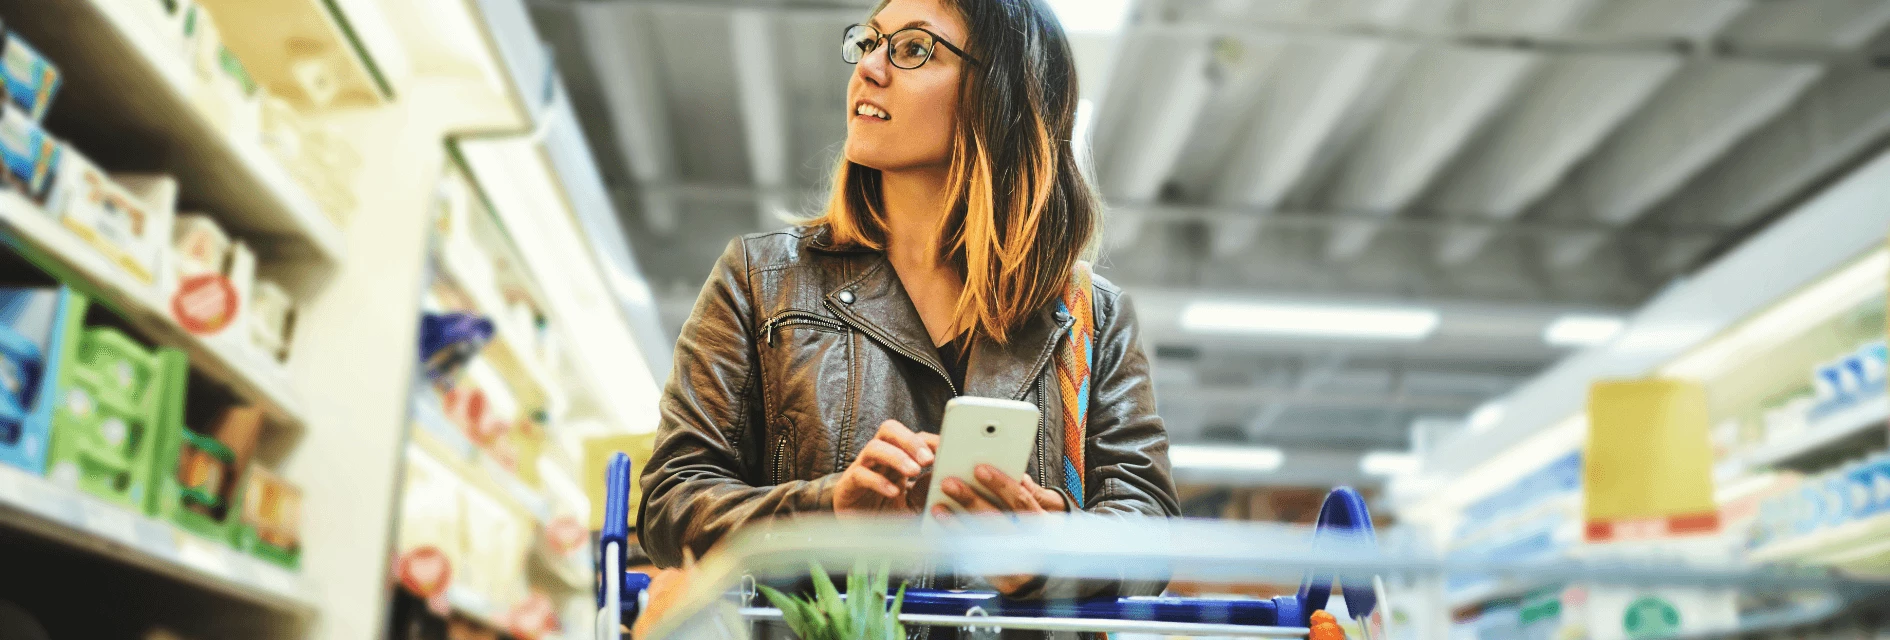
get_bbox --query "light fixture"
[1180,301,1441,341]
[1664,248,1888,378]
[1543,314,1626,348]
[1360,451,1422,477]
[1170,445,1285,472]
[1045,0,1133,33]
[1467,402,1506,433]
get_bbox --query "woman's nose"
[857,41,892,87]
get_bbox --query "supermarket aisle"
[0,0,1884,639]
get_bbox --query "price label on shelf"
[177,536,234,579]
[79,499,140,546]
[0,467,24,507]
[252,561,299,596]
[135,519,179,561]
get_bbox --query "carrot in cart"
[1310,610,1346,640]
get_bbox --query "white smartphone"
[922,396,1041,523]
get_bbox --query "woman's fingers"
[845,464,904,498]
[874,420,936,467]
[975,465,1042,513]
[857,439,922,480]
[1023,476,1068,512]
[941,477,1000,513]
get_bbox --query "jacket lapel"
[823,254,951,380]
[966,305,1072,401]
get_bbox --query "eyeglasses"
[841,23,981,70]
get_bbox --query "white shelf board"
[1745,394,1890,471]
[1749,510,1890,567]
[0,0,347,266]
[436,247,559,416]
[0,463,315,616]
[0,192,308,434]
[411,391,554,525]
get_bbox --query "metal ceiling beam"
[1427,54,1683,265]
[575,3,682,233]
[1539,60,1825,268]
[621,182,1736,240]
[731,9,792,228]
[1319,0,1604,262]
[1095,42,1217,249]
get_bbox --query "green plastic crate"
[43,321,186,511]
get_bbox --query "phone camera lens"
[984,424,997,435]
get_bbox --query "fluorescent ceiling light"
[1360,451,1422,477]
[1170,445,1284,472]
[1543,314,1626,348]
[1467,402,1505,433]
[1045,0,1132,33]
[1180,301,1440,341]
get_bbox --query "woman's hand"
[932,464,1067,596]
[835,420,940,516]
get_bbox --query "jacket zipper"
[1035,376,1049,488]
[875,337,959,397]
[770,433,789,485]
[761,311,846,347]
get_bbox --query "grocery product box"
[1,31,61,121]
[234,464,302,569]
[45,152,176,285]
[0,286,78,475]
[0,104,58,200]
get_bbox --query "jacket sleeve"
[636,238,838,568]
[1014,287,1180,601]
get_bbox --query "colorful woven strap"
[1053,261,1095,507]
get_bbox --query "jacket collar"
[824,252,1071,400]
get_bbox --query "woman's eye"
[902,42,928,57]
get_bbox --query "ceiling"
[526,0,1890,487]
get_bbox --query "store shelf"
[1744,394,1890,473]
[194,0,397,108]
[0,462,314,617]
[0,0,348,268]
[411,392,554,525]
[0,191,308,434]
[1749,511,1890,568]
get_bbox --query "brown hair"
[806,0,1099,345]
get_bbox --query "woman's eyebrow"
[869,18,934,30]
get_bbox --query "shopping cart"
[591,453,1890,640]
[591,453,1385,640]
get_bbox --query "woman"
[637,0,1178,600]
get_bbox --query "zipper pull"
[762,316,778,347]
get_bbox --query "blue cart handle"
[602,453,634,567]
[1295,486,1378,622]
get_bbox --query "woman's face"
[844,0,967,174]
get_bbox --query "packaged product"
[175,405,261,519]
[45,154,176,284]
[1,32,61,121]
[0,104,57,199]
[248,279,293,361]
[170,214,230,278]
[168,240,253,338]
[1847,462,1879,520]
[239,465,302,559]
[186,16,261,141]
[1871,454,1890,515]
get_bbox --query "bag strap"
[1052,260,1096,507]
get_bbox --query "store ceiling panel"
[529,0,1890,483]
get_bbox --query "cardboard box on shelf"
[1,31,62,121]
[0,286,78,475]
[0,104,58,200]
[247,279,293,362]
[44,153,176,285]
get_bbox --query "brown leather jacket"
[637,226,1179,586]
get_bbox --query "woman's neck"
[880,167,950,269]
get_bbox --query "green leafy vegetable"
[758,562,908,640]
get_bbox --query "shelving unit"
[0,462,314,616]
[1743,394,1890,472]
[1748,511,1890,568]
[410,398,554,526]
[0,0,348,271]
[194,0,399,108]
[0,191,308,435]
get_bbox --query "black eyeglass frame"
[841,23,983,69]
